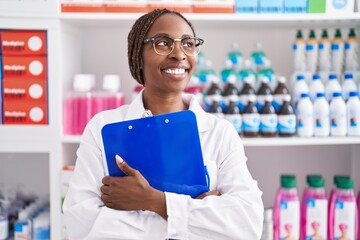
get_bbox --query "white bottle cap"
[227,74,237,84]
[73,74,96,92]
[277,76,286,84]
[103,74,121,92]
[260,75,270,83]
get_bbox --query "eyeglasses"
[143,35,204,57]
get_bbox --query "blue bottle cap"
[297,75,305,80]
[344,73,353,79]
[349,91,359,97]
[300,93,309,98]
[329,74,337,80]
[312,74,320,80]
[316,92,325,98]
[332,92,342,97]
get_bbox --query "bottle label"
[242,113,260,132]
[314,110,330,137]
[280,200,300,240]
[330,108,347,136]
[345,41,359,71]
[225,114,242,133]
[260,114,277,133]
[278,114,296,134]
[238,95,252,112]
[334,200,356,240]
[297,109,314,137]
[273,94,291,112]
[348,106,360,135]
[306,199,328,239]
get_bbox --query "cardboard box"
[2,78,47,102]
[0,30,47,56]
[2,56,47,80]
[3,100,48,124]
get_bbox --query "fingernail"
[115,155,124,163]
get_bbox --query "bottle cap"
[103,74,121,92]
[334,175,350,186]
[277,76,286,84]
[73,74,95,92]
[264,94,273,102]
[283,94,291,102]
[307,175,324,188]
[300,93,309,98]
[349,91,359,97]
[329,74,337,80]
[332,92,341,98]
[316,92,325,98]
[247,94,256,103]
[297,75,305,81]
[312,74,321,80]
[281,175,297,188]
[337,178,353,189]
[344,73,353,80]
[227,74,237,84]
[260,75,270,84]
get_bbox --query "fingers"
[196,190,221,199]
[115,155,139,176]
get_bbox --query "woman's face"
[142,13,198,94]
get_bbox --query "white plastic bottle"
[325,74,342,102]
[293,29,307,73]
[330,92,347,136]
[318,29,332,72]
[293,74,309,108]
[313,92,330,137]
[331,29,344,75]
[309,73,325,102]
[306,29,318,74]
[346,91,360,136]
[344,28,360,72]
[342,73,358,101]
[296,93,314,137]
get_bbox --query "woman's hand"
[196,190,221,199]
[101,155,167,219]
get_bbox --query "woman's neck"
[142,90,188,115]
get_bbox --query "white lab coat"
[63,91,264,240]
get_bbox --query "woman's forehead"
[146,13,194,38]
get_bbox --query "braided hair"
[127,9,196,85]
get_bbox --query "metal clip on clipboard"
[101,110,209,198]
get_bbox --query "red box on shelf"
[2,56,47,80]
[0,30,47,56]
[3,100,48,125]
[2,78,47,102]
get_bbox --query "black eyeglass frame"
[143,35,204,56]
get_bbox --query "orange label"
[2,56,47,80]
[1,30,47,56]
[2,78,47,102]
[3,100,48,125]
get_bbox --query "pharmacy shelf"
[59,12,360,28]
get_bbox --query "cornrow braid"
[127,8,196,85]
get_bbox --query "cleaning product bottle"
[256,75,272,112]
[261,208,274,240]
[223,74,239,112]
[273,76,291,113]
[342,73,358,101]
[293,29,307,73]
[204,75,223,112]
[325,73,342,102]
[313,92,330,137]
[260,94,277,137]
[346,91,360,136]
[220,59,238,85]
[227,42,243,71]
[278,94,297,137]
[344,28,360,72]
[292,74,309,109]
[224,95,242,135]
[328,177,358,240]
[251,42,266,73]
[274,174,300,240]
[238,59,257,90]
[331,29,344,75]
[207,95,224,119]
[242,94,260,137]
[185,75,204,108]
[330,92,347,136]
[296,93,314,137]
[318,29,332,73]
[306,29,318,74]
[257,59,276,91]
[238,75,256,113]
[301,175,328,240]
[309,73,325,102]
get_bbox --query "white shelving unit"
[1,7,360,238]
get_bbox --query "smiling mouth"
[162,68,187,75]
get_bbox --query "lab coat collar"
[124,89,212,133]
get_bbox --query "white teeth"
[164,68,185,74]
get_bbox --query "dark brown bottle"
[260,95,277,137]
[273,76,291,113]
[278,95,296,137]
[242,94,259,137]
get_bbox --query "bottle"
[296,93,314,137]
[293,29,307,72]
[309,73,325,102]
[342,73,358,101]
[14,209,31,240]
[344,28,360,72]
[331,29,344,75]
[224,95,242,135]
[278,95,297,137]
[318,29,332,72]
[325,73,342,102]
[238,59,257,90]
[251,42,266,72]
[220,59,238,85]
[0,207,8,240]
[273,76,291,113]
[292,74,309,108]
[185,76,204,108]
[346,91,360,136]
[63,74,96,135]
[256,75,272,112]
[261,208,274,240]
[257,59,276,91]
[301,175,328,240]
[313,92,330,137]
[204,75,223,112]
[222,74,239,112]
[274,175,300,240]
[242,94,260,137]
[306,29,318,73]
[260,95,277,137]
[330,92,347,136]
[196,59,217,92]
[238,75,256,113]
[328,178,358,240]
[227,42,243,71]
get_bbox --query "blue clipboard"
[101,110,209,198]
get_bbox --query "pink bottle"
[92,74,125,116]
[301,175,327,240]
[328,177,358,240]
[63,74,95,135]
[274,174,300,240]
